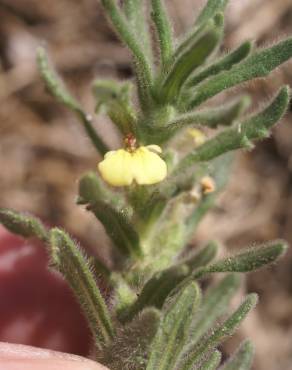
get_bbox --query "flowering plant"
[1,0,292,369]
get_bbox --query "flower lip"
[98,144,167,187]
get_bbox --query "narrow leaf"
[124,0,152,60]
[120,264,190,322]
[184,186,213,224]
[195,0,229,26]
[151,0,174,67]
[175,86,289,174]
[93,79,137,135]
[184,153,234,241]
[78,173,139,259]
[112,273,137,314]
[37,47,108,155]
[186,38,292,109]
[219,340,254,370]
[200,240,288,276]
[147,282,201,370]
[101,308,161,369]
[174,23,206,61]
[0,208,48,242]
[78,171,125,209]
[189,274,241,345]
[168,95,250,133]
[37,47,81,111]
[88,201,142,259]
[187,41,253,87]
[176,294,258,370]
[160,14,224,103]
[50,228,114,348]
[100,0,153,110]
[182,241,218,270]
[199,350,222,370]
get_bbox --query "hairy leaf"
[195,0,229,26]
[50,228,114,348]
[189,274,241,345]
[0,208,48,242]
[37,47,108,154]
[120,264,190,322]
[186,38,292,109]
[101,308,161,370]
[169,95,250,132]
[182,241,218,270]
[175,86,289,174]
[219,340,254,370]
[175,294,257,369]
[88,201,142,259]
[147,282,201,370]
[160,14,224,103]
[199,350,222,370]
[187,41,252,87]
[151,0,173,67]
[200,240,288,276]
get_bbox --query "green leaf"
[151,0,174,68]
[100,0,153,110]
[111,273,137,314]
[220,340,254,370]
[199,350,222,370]
[186,41,253,87]
[120,264,190,322]
[93,79,137,135]
[174,20,210,60]
[186,38,292,109]
[78,171,125,209]
[176,294,257,370]
[79,174,138,261]
[175,86,290,174]
[146,282,201,370]
[0,208,48,242]
[168,95,250,133]
[184,193,216,238]
[37,47,81,111]
[37,47,108,155]
[183,153,234,241]
[88,201,142,259]
[182,241,218,270]
[198,240,288,277]
[50,228,114,349]
[195,0,229,26]
[101,308,161,369]
[123,0,152,61]
[188,274,241,345]
[159,14,224,103]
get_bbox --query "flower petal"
[145,145,162,154]
[98,149,134,186]
[132,147,167,185]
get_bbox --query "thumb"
[0,342,108,370]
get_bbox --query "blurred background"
[0,0,292,369]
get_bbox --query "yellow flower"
[98,145,167,186]
[188,128,206,147]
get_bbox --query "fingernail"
[0,342,108,370]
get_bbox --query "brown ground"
[0,0,292,369]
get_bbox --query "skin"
[0,226,91,355]
[0,342,108,370]
[0,227,108,369]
